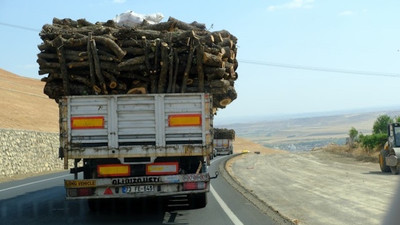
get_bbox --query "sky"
[1,0,400,125]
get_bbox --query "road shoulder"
[227,150,399,225]
[220,154,296,225]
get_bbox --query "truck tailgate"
[59,93,212,161]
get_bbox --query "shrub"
[359,133,387,152]
[348,127,358,147]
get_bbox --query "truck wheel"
[379,150,391,173]
[390,166,399,175]
[189,193,207,209]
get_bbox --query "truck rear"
[214,139,233,155]
[59,93,213,208]
[213,128,235,155]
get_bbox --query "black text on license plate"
[122,185,154,193]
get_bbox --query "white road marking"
[209,155,244,225]
[210,185,244,225]
[0,174,70,193]
[2,155,243,224]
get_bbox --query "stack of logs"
[214,128,235,140]
[37,17,238,110]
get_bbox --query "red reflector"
[183,182,207,190]
[104,187,113,195]
[183,182,198,190]
[78,188,94,197]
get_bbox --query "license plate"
[122,185,154,193]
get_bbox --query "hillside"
[3,66,400,150]
[0,69,58,132]
[229,111,400,151]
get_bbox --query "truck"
[379,123,400,175]
[213,128,235,155]
[59,93,216,209]
[213,139,233,155]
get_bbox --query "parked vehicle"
[379,123,400,174]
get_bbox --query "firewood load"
[37,17,238,110]
[214,128,235,140]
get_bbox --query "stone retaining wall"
[0,129,64,178]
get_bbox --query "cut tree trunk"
[158,42,169,93]
[38,16,239,110]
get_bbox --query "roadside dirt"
[0,69,59,183]
[0,69,58,133]
[228,138,400,225]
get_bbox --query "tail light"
[183,182,207,190]
[67,188,94,197]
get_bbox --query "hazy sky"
[1,0,400,125]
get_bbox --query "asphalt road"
[231,151,400,225]
[0,155,280,225]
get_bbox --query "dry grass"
[312,143,379,163]
[0,69,58,132]
[233,137,284,154]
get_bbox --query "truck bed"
[59,93,213,168]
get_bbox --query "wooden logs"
[157,42,169,93]
[181,40,195,93]
[214,128,235,140]
[37,16,238,110]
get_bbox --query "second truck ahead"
[213,128,235,155]
[60,93,215,209]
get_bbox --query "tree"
[348,127,358,147]
[373,115,393,134]
[395,116,400,123]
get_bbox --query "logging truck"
[213,128,235,155]
[214,139,233,155]
[59,93,216,210]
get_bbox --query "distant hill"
[0,68,58,132]
[228,110,400,151]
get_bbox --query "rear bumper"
[65,173,210,200]
[215,148,231,155]
[66,189,209,200]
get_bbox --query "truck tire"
[379,150,391,173]
[390,166,399,175]
[189,193,207,209]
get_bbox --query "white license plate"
[122,185,154,193]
